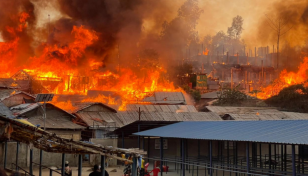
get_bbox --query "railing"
[32,162,61,176]
[11,163,34,176]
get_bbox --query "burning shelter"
[10,70,63,94]
[0,91,35,107]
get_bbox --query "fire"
[203,48,209,55]
[0,11,181,112]
[256,57,308,99]
[0,12,29,78]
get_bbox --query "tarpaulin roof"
[134,120,308,144]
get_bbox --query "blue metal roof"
[134,120,308,144]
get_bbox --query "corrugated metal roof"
[0,78,17,88]
[11,103,75,118]
[201,91,219,99]
[76,112,118,127]
[75,111,221,128]
[142,92,186,104]
[0,89,15,100]
[125,104,197,113]
[282,112,308,120]
[206,106,279,116]
[134,120,308,144]
[0,91,36,101]
[74,102,117,113]
[9,103,84,129]
[225,112,308,121]
[27,116,85,129]
[0,102,14,118]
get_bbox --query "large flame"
[256,57,308,99]
[0,12,181,111]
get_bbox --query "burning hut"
[11,70,63,94]
[0,91,35,107]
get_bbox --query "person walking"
[65,161,72,176]
[89,165,109,176]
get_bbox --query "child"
[149,167,160,176]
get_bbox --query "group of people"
[64,161,109,176]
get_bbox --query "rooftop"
[134,120,308,145]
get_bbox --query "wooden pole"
[231,69,233,89]
[255,47,257,65]
[237,53,239,64]
[261,60,264,83]
[78,155,82,176]
[227,52,229,64]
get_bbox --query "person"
[65,161,72,176]
[149,167,160,176]
[140,158,145,176]
[89,165,109,176]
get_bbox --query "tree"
[227,15,244,39]
[265,14,293,69]
[214,85,250,106]
[160,0,203,49]
[265,83,308,112]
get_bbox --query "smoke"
[47,0,181,69]
[0,0,36,66]
[255,0,308,71]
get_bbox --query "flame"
[256,57,308,99]
[0,12,181,112]
[203,48,209,55]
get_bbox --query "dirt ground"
[31,166,125,176]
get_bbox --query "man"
[65,161,72,176]
[89,165,109,176]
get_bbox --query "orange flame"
[0,12,181,112]
[256,57,308,99]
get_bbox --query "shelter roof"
[0,115,145,159]
[11,103,74,118]
[74,102,117,113]
[10,103,84,129]
[142,92,186,104]
[206,106,279,116]
[134,120,308,145]
[75,111,221,128]
[0,89,15,100]
[0,78,18,88]
[75,111,119,127]
[0,91,36,101]
[112,121,178,136]
[201,91,219,99]
[0,103,14,118]
[125,104,197,113]
[224,112,308,121]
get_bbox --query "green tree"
[214,85,249,106]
